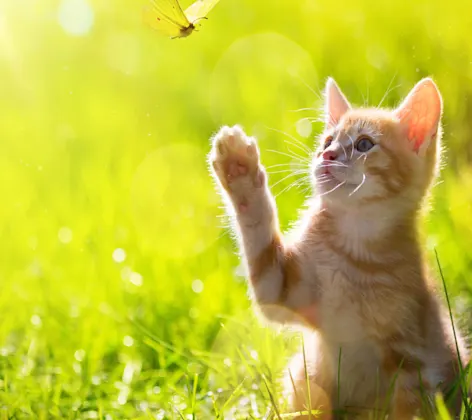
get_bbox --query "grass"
[1,0,472,417]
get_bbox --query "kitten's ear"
[325,78,351,128]
[394,78,442,154]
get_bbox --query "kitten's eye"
[356,137,375,152]
[324,136,333,150]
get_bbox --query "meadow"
[1,0,472,417]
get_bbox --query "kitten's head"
[313,77,442,211]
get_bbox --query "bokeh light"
[1,0,472,417]
[58,0,94,36]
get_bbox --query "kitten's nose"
[322,149,338,161]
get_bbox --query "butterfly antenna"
[192,16,209,24]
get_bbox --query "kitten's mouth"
[315,164,352,187]
[316,166,336,180]
[316,172,339,187]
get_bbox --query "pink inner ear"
[399,104,434,152]
[395,79,441,153]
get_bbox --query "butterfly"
[143,0,221,38]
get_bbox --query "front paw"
[209,125,264,193]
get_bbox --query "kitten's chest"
[314,261,384,342]
[318,273,362,341]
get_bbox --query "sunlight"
[58,0,94,36]
[0,8,27,93]
[1,0,471,417]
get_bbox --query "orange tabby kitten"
[209,78,470,419]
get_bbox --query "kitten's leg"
[389,372,435,420]
[209,126,312,324]
[388,348,469,420]
[284,336,334,420]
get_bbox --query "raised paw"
[209,125,265,193]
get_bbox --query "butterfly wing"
[184,0,221,22]
[143,0,192,37]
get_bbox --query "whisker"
[268,168,309,175]
[270,169,308,189]
[267,167,308,175]
[292,72,322,100]
[266,149,311,163]
[285,137,313,155]
[319,161,349,168]
[300,186,313,198]
[317,171,338,177]
[275,177,310,198]
[320,160,349,167]
[288,107,318,113]
[315,175,337,185]
[310,116,325,124]
[316,179,335,185]
[285,142,312,159]
[378,72,399,109]
[295,116,319,122]
[349,173,366,197]
[339,141,348,161]
[355,153,368,164]
[346,131,356,160]
[265,126,313,155]
[286,146,311,162]
[266,163,308,169]
[317,180,347,198]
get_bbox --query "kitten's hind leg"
[284,341,334,420]
[209,126,313,324]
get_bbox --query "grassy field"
[1,0,472,417]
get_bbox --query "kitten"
[208,78,470,419]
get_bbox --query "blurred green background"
[1,0,472,417]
